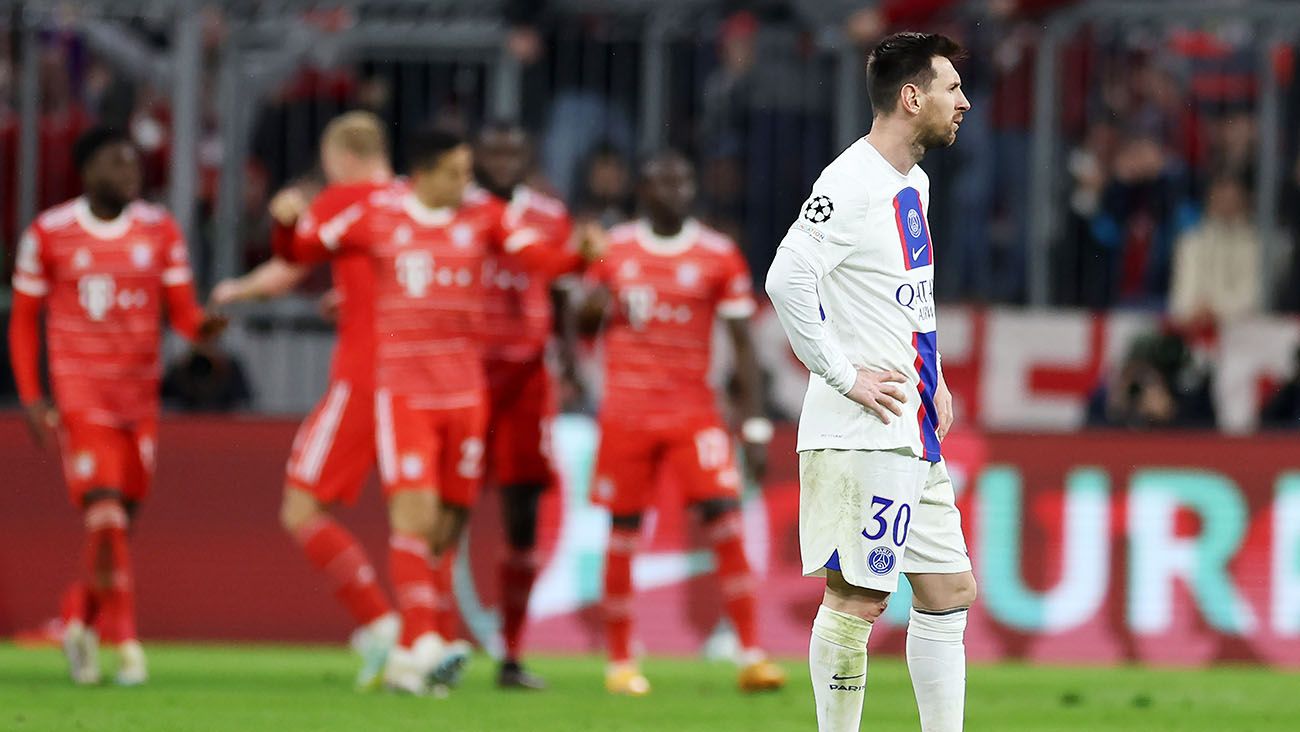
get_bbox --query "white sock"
[809,605,873,732]
[906,607,968,732]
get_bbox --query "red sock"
[430,550,461,642]
[500,548,539,662]
[388,533,437,648]
[603,527,638,663]
[60,582,94,626]
[294,516,392,626]
[707,512,759,652]
[84,502,135,644]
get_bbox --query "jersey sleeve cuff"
[12,274,48,296]
[824,357,857,395]
[717,297,757,320]
[162,267,193,286]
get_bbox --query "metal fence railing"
[5,1,1300,411]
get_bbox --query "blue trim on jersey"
[823,549,841,572]
[893,187,933,270]
[915,331,942,462]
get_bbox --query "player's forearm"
[764,246,857,394]
[8,291,46,404]
[238,258,310,301]
[164,281,206,341]
[727,318,765,421]
[551,284,581,373]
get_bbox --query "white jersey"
[767,137,941,461]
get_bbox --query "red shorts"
[592,415,742,516]
[58,415,158,507]
[486,359,556,489]
[285,380,375,505]
[375,389,488,508]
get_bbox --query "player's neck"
[865,122,923,175]
[646,215,685,238]
[85,197,128,222]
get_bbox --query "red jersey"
[9,197,204,424]
[287,185,552,409]
[273,180,393,391]
[589,219,756,428]
[480,185,578,362]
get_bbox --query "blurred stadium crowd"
[2,0,1300,429]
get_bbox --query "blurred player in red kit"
[282,127,587,694]
[581,150,786,696]
[209,112,401,690]
[473,120,585,690]
[8,127,224,686]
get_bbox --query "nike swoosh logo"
[832,673,865,681]
[911,244,927,259]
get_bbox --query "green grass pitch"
[1,643,1296,731]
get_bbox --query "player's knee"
[502,485,541,550]
[694,498,740,524]
[611,513,643,531]
[279,487,323,535]
[824,571,891,622]
[914,572,978,613]
[431,503,471,555]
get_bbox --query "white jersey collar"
[403,193,455,227]
[635,218,698,256]
[74,197,133,240]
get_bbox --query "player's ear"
[900,83,921,116]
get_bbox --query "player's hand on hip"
[934,377,954,441]
[22,398,59,450]
[845,367,907,424]
[268,187,309,227]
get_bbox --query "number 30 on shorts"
[862,495,912,547]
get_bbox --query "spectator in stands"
[1260,346,1300,429]
[1087,331,1217,429]
[1088,135,1197,308]
[161,343,253,412]
[571,143,634,228]
[1168,176,1261,326]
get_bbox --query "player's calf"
[696,502,787,693]
[905,571,976,732]
[810,571,890,732]
[498,483,545,689]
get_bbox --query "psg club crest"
[802,195,834,224]
[868,546,896,576]
[892,187,932,270]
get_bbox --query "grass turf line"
[1,643,1296,731]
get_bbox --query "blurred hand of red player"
[317,289,342,323]
[577,220,609,262]
[268,187,309,227]
[742,441,768,484]
[22,398,59,450]
[197,312,229,342]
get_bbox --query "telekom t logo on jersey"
[79,275,116,321]
[892,187,932,270]
[78,275,149,320]
[395,251,434,297]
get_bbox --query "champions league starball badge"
[802,195,834,224]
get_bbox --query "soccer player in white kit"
[765,33,974,732]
